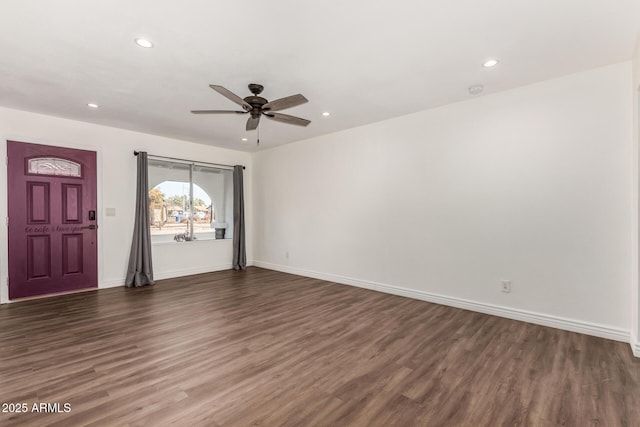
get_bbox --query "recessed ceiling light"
[483,59,499,68]
[322,112,330,117]
[241,138,248,142]
[87,103,99,108]
[134,38,154,48]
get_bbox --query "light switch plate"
[105,208,116,217]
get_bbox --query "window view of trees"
[148,159,234,243]
[149,182,215,240]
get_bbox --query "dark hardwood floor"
[1,267,639,426]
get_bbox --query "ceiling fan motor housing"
[244,95,268,113]
[246,83,268,115]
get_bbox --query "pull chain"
[257,126,260,146]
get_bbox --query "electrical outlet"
[501,280,511,293]
[285,251,289,260]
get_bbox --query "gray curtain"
[232,165,246,270]
[125,152,155,287]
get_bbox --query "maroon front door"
[7,140,98,299]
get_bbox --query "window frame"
[148,158,232,243]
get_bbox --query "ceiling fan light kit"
[191,83,311,145]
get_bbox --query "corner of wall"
[632,34,640,355]
[0,280,8,304]
[631,333,640,357]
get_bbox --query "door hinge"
[5,217,8,226]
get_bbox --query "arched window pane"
[147,158,233,243]
[28,158,81,177]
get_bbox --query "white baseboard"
[3,261,252,301]
[102,260,254,288]
[153,263,234,281]
[254,261,630,344]
[100,279,124,289]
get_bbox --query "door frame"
[1,137,104,304]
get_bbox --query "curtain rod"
[133,151,245,170]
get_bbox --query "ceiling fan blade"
[262,94,308,112]
[264,112,311,127]
[209,85,252,111]
[190,110,248,114]
[246,115,260,131]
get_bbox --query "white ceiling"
[0,0,638,152]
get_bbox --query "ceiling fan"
[191,83,311,131]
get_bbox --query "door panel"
[62,184,82,223]
[8,140,98,299]
[62,234,83,275]
[27,235,51,279]
[27,182,50,223]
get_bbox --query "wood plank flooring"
[1,267,639,426]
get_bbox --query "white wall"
[253,62,633,340]
[0,107,252,303]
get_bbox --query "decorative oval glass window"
[28,158,82,177]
